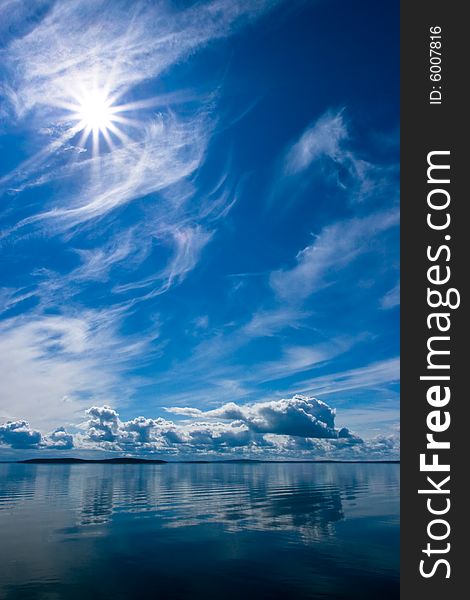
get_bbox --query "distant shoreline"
[1,457,400,465]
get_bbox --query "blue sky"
[0,0,399,459]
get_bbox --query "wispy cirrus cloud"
[283,109,349,176]
[1,0,276,197]
[148,312,341,401]
[270,209,399,303]
[279,108,399,205]
[270,107,399,220]
[27,112,211,227]
[2,0,279,120]
[292,357,400,398]
[0,1,286,444]
[113,225,213,300]
[0,308,161,429]
[70,227,145,283]
[0,2,399,458]
[242,307,311,337]
[255,338,359,383]
[0,0,277,305]
[380,281,400,309]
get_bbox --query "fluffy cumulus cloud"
[0,420,73,450]
[85,405,121,443]
[80,405,258,454]
[45,427,74,450]
[85,406,163,448]
[0,420,42,449]
[261,432,399,461]
[0,395,394,459]
[167,395,355,440]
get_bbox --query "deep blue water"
[0,463,399,599]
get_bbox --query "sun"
[54,76,154,156]
[76,90,115,133]
[61,86,137,155]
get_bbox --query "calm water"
[0,463,399,600]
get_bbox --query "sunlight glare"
[77,91,114,133]
[62,85,138,155]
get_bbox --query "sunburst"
[60,86,139,155]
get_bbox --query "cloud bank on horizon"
[0,394,399,460]
[0,0,399,459]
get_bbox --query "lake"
[0,462,399,599]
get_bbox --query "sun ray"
[92,127,100,157]
[62,86,141,156]
[77,125,91,149]
[109,114,141,129]
[101,128,115,152]
[106,122,132,146]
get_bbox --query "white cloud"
[1,394,363,455]
[3,0,278,120]
[0,420,74,450]
[280,108,398,205]
[45,427,74,450]
[166,394,356,440]
[0,420,42,449]
[76,405,256,453]
[0,0,278,200]
[113,225,213,299]
[0,394,401,459]
[71,227,144,282]
[0,309,159,429]
[284,109,348,175]
[270,209,399,303]
[293,357,400,397]
[255,337,358,383]
[381,281,400,309]
[242,307,311,337]
[262,431,399,460]
[0,0,273,305]
[5,111,210,233]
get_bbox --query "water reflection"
[0,463,399,600]
[0,463,398,534]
